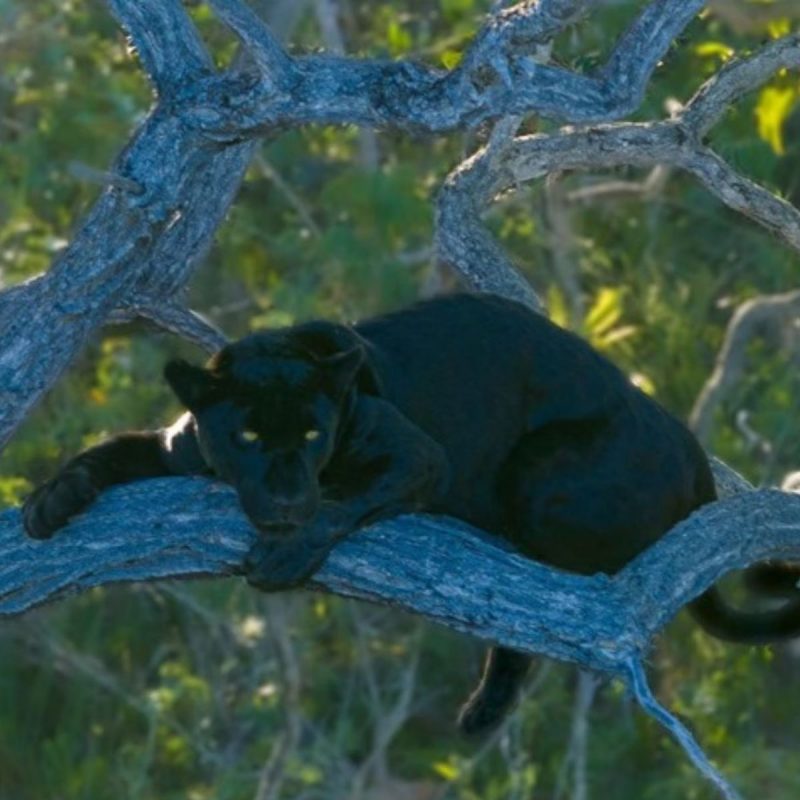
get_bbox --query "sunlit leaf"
[584,286,623,337]
[432,761,459,781]
[694,41,734,60]
[440,49,462,69]
[755,85,798,156]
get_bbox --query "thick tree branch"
[0,0,710,451]
[1,480,798,670]
[187,0,705,138]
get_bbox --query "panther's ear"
[319,347,364,397]
[164,359,216,410]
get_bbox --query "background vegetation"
[1,0,799,797]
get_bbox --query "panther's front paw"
[22,465,98,540]
[244,535,331,592]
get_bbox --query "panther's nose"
[269,494,316,525]
[271,497,304,519]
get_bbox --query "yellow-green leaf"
[387,20,412,56]
[595,324,638,349]
[432,761,459,781]
[546,284,570,329]
[768,18,792,40]
[755,85,798,156]
[584,287,623,337]
[440,49,463,69]
[694,41,734,60]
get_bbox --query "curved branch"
[436,34,800,333]
[683,34,800,135]
[207,0,294,83]
[690,290,800,443]
[625,658,742,800]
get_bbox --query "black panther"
[22,293,800,734]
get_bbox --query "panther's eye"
[240,429,259,444]
[304,429,320,442]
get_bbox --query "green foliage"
[2,1,800,798]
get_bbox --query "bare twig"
[253,154,322,238]
[545,173,584,326]
[554,671,598,800]
[255,595,304,800]
[690,290,800,443]
[625,658,742,800]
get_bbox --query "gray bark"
[3,480,800,676]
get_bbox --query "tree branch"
[4,3,800,795]
[110,300,230,354]
[436,34,800,339]
[690,290,800,443]
[106,0,214,96]
[2,479,799,670]
[188,0,705,138]
[0,0,711,449]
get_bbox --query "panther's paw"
[22,465,98,540]
[244,535,330,592]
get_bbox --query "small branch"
[567,165,670,203]
[253,154,322,238]
[545,173,584,326]
[255,596,304,800]
[710,0,800,33]
[689,290,800,443]
[554,671,598,800]
[67,161,145,194]
[624,659,743,800]
[599,0,706,116]
[113,300,230,355]
[106,0,214,96]
[682,145,800,252]
[683,34,800,136]
[208,0,294,85]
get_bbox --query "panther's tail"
[689,563,800,644]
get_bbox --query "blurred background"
[1,0,800,797]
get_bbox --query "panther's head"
[164,328,365,534]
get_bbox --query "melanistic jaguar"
[23,293,800,734]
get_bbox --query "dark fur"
[22,293,800,734]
